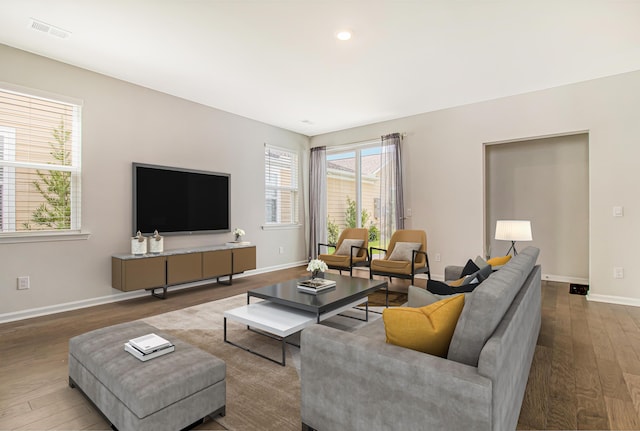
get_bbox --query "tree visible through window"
[0,86,82,234]
[326,144,383,247]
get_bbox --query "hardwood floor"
[1,270,640,430]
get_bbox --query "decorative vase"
[131,231,147,255]
[149,230,163,253]
[311,270,323,279]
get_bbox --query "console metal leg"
[216,275,233,285]
[149,286,168,299]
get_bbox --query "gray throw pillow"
[388,242,422,261]
[409,285,470,307]
[461,264,492,285]
[474,256,490,269]
[335,239,364,256]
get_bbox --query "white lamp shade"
[495,220,532,241]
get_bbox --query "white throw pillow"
[388,242,422,261]
[335,239,365,256]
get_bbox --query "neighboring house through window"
[326,141,383,246]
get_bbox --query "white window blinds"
[0,85,82,234]
[264,145,299,225]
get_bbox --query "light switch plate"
[17,276,30,290]
[614,267,624,279]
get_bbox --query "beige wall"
[485,134,589,282]
[2,42,639,317]
[312,69,640,305]
[0,44,309,317]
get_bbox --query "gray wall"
[312,69,640,306]
[0,44,309,318]
[485,134,589,283]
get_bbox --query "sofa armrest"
[301,324,492,431]
[445,265,464,281]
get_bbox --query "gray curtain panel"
[309,146,327,259]
[380,133,404,247]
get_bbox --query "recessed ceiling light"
[336,31,352,41]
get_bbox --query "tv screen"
[133,163,230,235]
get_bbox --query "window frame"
[0,126,16,232]
[263,144,301,229]
[326,139,380,228]
[0,82,87,243]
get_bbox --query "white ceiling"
[1,1,640,136]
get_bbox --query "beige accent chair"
[369,229,430,306]
[317,228,369,276]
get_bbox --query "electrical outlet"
[17,276,30,290]
[279,246,284,254]
[434,253,441,262]
[614,267,624,279]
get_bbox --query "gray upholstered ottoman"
[69,321,225,431]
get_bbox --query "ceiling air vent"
[29,18,70,39]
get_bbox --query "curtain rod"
[380,132,407,139]
[334,132,407,148]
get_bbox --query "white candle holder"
[149,231,164,253]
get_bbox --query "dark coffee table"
[223,273,387,365]
[247,272,388,323]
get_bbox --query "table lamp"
[495,220,532,256]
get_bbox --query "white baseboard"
[541,273,589,285]
[0,260,307,325]
[586,293,640,307]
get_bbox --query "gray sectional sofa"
[300,247,541,431]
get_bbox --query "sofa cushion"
[370,259,418,275]
[320,252,367,268]
[382,295,465,357]
[447,247,539,367]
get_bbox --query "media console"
[112,244,256,298]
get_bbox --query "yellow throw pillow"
[382,295,465,357]
[487,255,511,267]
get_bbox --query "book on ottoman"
[124,341,175,361]
[129,333,172,354]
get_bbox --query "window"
[326,142,382,247]
[264,145,299,225]
[0,127,16,231]
[0,85,82,235]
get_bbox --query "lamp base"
[505,241,518,256]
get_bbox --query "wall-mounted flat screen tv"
[133,163,230,235]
